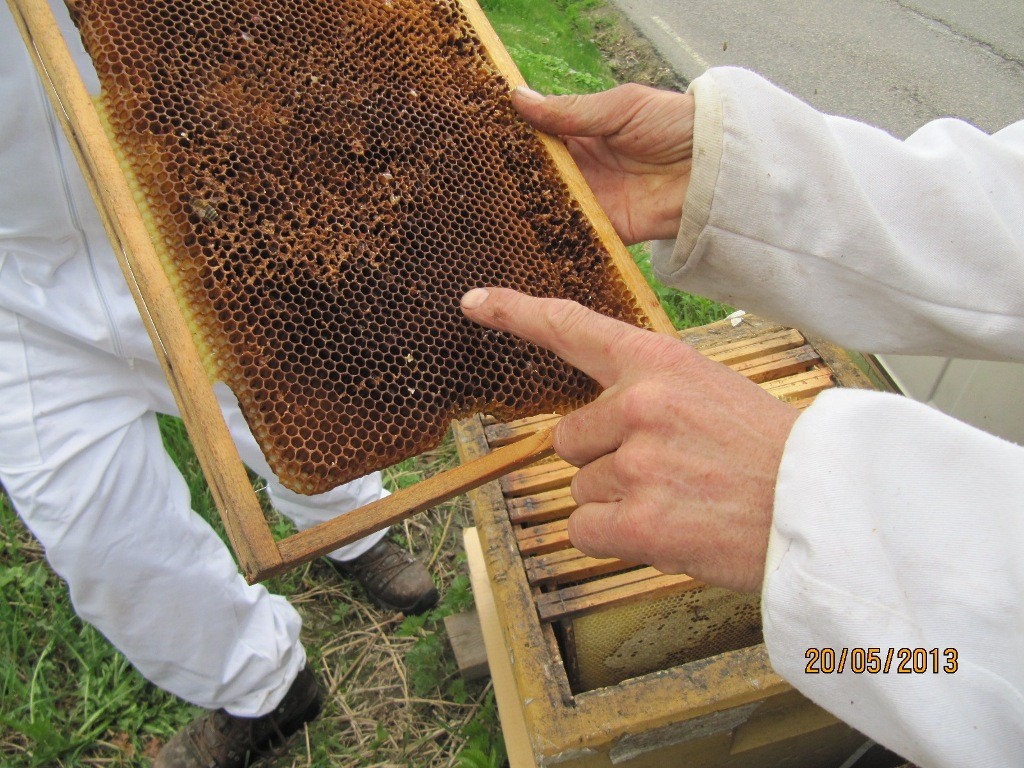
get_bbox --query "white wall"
[879,356,1024,446]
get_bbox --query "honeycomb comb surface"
[570,588,762,691]
[66,0,650,494]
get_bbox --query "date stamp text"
[804,647,958,674]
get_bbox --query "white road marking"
[651,15,710,71]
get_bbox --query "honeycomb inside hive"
[567,587,762,692]
[65,0,652,494]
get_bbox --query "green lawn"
[0,1,722,765]
[481,0,615,94]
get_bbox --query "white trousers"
[0,302,387,716]
[0,3,385,717]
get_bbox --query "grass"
[481,0,615,94]
[1,1,724,765]
[631,245,731,328]
[1,490,186,766]
[2,419,496,767]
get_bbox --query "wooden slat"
[527,546,592,568]
[274,428,556,576]
[706,328,806,367]
[542,563,666,602]
[731,345,822,384]
[762,368,835,402]
[507,486,577,524]
[525,548,635,587]
[537,569,700,622]
[502,459,577,497]
[485,413,561,448]
[516,519,571,556]
[519,517,571,537]
[683,318,790,355]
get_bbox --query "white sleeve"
[766,389,1024,766]
[650,67,1024,764]
[651,67,1024,361]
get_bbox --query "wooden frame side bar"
[8,0,281,581]
[457,0,678,338]
[271,428,555,579]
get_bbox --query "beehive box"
[454,314,893,767]
[9,0,675,581]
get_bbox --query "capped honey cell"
[66,0,652,494]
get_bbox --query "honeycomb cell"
[67,0,655,494]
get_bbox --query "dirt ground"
[589,3,687,90]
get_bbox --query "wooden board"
[464,527,539,768]
[443,609,491,682]
[535,568,699,623]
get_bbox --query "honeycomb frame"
[10,0,674,581]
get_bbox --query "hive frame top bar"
[9,0,674,582]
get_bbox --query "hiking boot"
[154,666,322,768]
[329,539,439,615]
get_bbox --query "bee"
[189,197,221,223]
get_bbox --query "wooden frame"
[8,0,674,582]
[453,316,882,766]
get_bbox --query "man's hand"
[512,84,694,245]
[462,288,799,593]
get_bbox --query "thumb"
[460,287,646,389]
[511,84,644,139]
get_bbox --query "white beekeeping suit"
[655,67,1024,766]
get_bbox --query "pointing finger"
[460,287,649,389]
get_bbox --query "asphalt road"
[608,0,1024,138]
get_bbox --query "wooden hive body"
[455,315,897,767]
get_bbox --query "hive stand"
[8,0,675,582]
[453,314,900,768]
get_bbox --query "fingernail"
[513,86,545,102]
[461,288,490,309]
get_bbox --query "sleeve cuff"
[759,388,1024,766]
[650,70,725,283]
